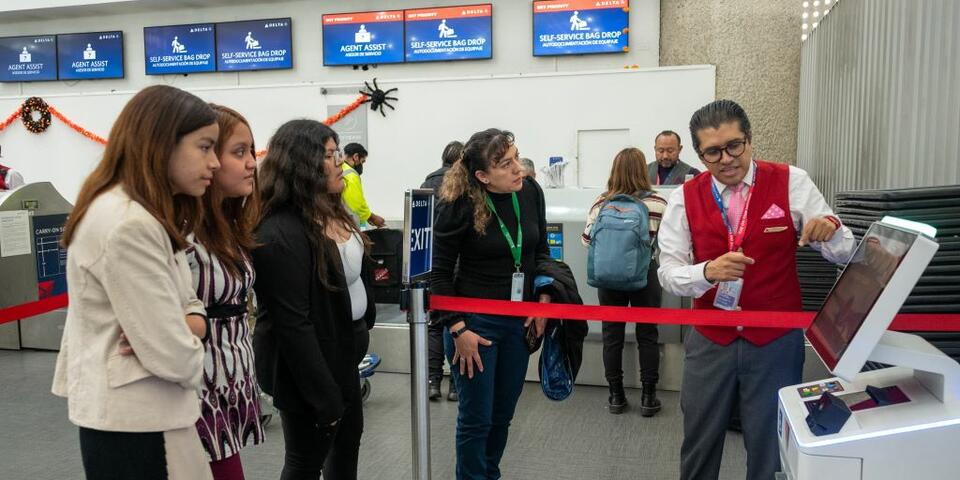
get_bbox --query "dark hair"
[343,142,367,158]
[258,120,364,288]
[63,85,217,250]
[655,130,682,145]
[194,104,260,278]
[440,128,515,233]
[441,140,464,167]
[688,99,752,152]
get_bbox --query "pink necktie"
[726,183,746,229]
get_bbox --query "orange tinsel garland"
[48,105,108,145]
[0,108,22,131]
[4,93,369,158]
[256,93,368,157]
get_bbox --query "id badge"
[713,278,743,311]
[510,272,525,302]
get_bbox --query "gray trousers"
[680,328,804,480]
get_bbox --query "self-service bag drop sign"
[403,189,434,283]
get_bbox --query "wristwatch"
[450,325,469,339]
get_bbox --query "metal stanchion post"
[401,188,435,480]
[406,283,431,480]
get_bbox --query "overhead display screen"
[533,0,629,56]
[216,18,293,71]
[0,35,57,82]
[57,31,124,80]
[144,23,216,75]
[322,10,405,66]
[405,4,492,63]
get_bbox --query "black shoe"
[429,379,441,401]
[608,381,627,415]
[447,380,458,402]
[640,382,662,417]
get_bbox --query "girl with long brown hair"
[580,147,668,417]
[52,85,220,479]
[252,119,375,480]
[433,128,552,479]
[184,104,264,479]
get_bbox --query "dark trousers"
[278,410,338,480]
[444,314,529,480]
[323,320,370,480]
[597,266,662,385]
[280,321,368,480]
[680,328,805,480]
[429,319,451,381]
[79,427,168,480]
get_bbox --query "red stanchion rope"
[0,294,68,326]
[429,295,960,332]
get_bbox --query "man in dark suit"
[648,130,701,185]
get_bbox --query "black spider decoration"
[359,78,398,117]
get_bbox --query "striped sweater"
[580,192,668,246]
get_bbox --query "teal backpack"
[587,193,653,290]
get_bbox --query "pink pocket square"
[761,204,786,220]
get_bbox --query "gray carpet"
[0,350,749,479]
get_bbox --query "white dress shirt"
[657,161,856,298]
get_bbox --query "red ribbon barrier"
[0,294,69,326]
[430,295,960,332]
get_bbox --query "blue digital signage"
[405,4,492,63]
[533,0,629,56]
[144,23,216,75]
[57,31,124,80]
[322,10,405,66]
[0,35,58,82]
[216,18,293,72]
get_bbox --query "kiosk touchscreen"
[778,217,960,480]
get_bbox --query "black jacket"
[251,208,375,424]
[534,260,589,379]
[420,166,450,192]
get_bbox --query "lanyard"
[710,163,757,251]
[484,193,523,270]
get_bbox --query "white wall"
[0,0,681,216]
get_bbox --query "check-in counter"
[0,182,72,350]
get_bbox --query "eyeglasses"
[698,138,747,164]
[325,149,343,165]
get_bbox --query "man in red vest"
[658,100,856,480]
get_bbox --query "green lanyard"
[484,192,523,271]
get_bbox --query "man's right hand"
[704,251,756,283]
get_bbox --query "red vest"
[683,160,802,346]
[0,165,8,190]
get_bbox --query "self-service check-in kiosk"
[0,182,72,350]
[778,217,960,479]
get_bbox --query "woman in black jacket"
[433,128,552,479]
[252,120,375,480]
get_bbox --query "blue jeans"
[444,314,529,480]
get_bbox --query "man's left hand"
[368,213,387,228]
[799,217,838,246]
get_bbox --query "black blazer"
[251,208,375,424]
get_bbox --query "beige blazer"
[52,185,206,432]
